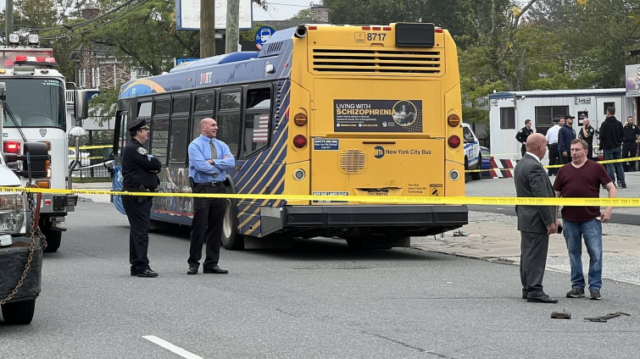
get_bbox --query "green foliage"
[289,9,312,21]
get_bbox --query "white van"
[462,123,482,181]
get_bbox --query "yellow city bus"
[113,23,467,249]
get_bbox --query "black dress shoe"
[527,294,558,303]
[187,266,198,275]
[522,289,528,299]
[130,267,136,276]
[136,269,159,277]
[203,266,228,274]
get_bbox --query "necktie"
[210,139,218,160]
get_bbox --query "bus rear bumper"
[261,205,468,237]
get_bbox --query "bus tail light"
[3,141,20,154]
[46,160,51,178]
[36,180,50,188]
[293,135,307,148]
[448,135,461,148]
[447,114,460,127]
[294,111,307,126]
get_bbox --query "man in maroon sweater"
[553,139,617,300]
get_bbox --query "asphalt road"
[1,202,640,358]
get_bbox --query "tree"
[289,8,312,21]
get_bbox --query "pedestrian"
[514,133,560,303]
[187,118,235,275]
[578,118,595,160]
[545,117,563,176]
[515,119,534,157]
[599,107,626,188]
[554,139,616,300]
[122,117,161,278]
[622,116,640,172]
[558,114,576,164]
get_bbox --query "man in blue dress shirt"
[186,118,235,275]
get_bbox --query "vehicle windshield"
[1,78,66,130]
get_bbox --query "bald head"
[525,133,547,159]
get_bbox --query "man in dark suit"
[514,133,560,303]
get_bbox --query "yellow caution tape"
[68,145,112,150]
[0,186,634,207]
[466,156,640,173]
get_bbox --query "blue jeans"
[563,219,603,290]
[604,147,625,186]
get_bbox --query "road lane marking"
[143,335,203,359]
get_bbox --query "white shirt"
[546,125,561,144]
[525,151,541,164]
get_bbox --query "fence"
[71,130,113,180]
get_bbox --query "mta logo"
[374,146,385,159]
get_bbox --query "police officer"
[622,116,640,171]
[578,118,595,160]
[515,119,534,156]
[122,117,161,277]
[187,118,235,275]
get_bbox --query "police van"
[462,123,482,181]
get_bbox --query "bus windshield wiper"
[3,102,28,143]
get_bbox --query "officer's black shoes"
[203,266,228,274]
[130,267,136,276]
[136,269,159,277]
[187,266,198,275]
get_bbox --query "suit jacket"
[514,154,556,234]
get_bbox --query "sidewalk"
[72,181,112,203]
[412,211,640,286]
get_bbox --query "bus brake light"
[293,135,307,148]
[3,141,20,154]
[448,135,461,149]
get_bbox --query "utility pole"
[225,0,240,54]
[5,0,14,44]
[200,0,215,58]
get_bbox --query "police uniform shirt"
[516,127,533,144]
[546,125,561,144]
[623,123,640,143]
[579,125,595,144]
[122,139,162,190]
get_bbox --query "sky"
[0,0,317,21]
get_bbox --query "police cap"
[553,117,561,123]
[565,114,575,119]
[128,117,150,131]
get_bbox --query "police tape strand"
[465,156,640,173]
[0,186,637,207]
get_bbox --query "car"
[480,146,492,178]
[68,149,90,167]
[462,123,482,181]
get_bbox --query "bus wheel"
[1,299,36,325]
[41,221,62,253]
[221,186,244,250]
[471,154,482,181]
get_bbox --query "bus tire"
[2,299,36,325]
[471,154,482,181]
[221,186,244,250]
[41,221,62,253]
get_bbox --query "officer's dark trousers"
[520,231,549,297]
[622,142,637,171]
[123,195,153,273]
[520,144,526,157]
[548,143,559,175]
[188,184,226,269]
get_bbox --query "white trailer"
[488,88,636,163]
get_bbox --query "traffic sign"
[255,26,275,46]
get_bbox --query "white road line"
[143,335,204,359]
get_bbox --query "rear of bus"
[279,23,468,246]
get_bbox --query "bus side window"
[217,90,242,158]
[243,88,272,157]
